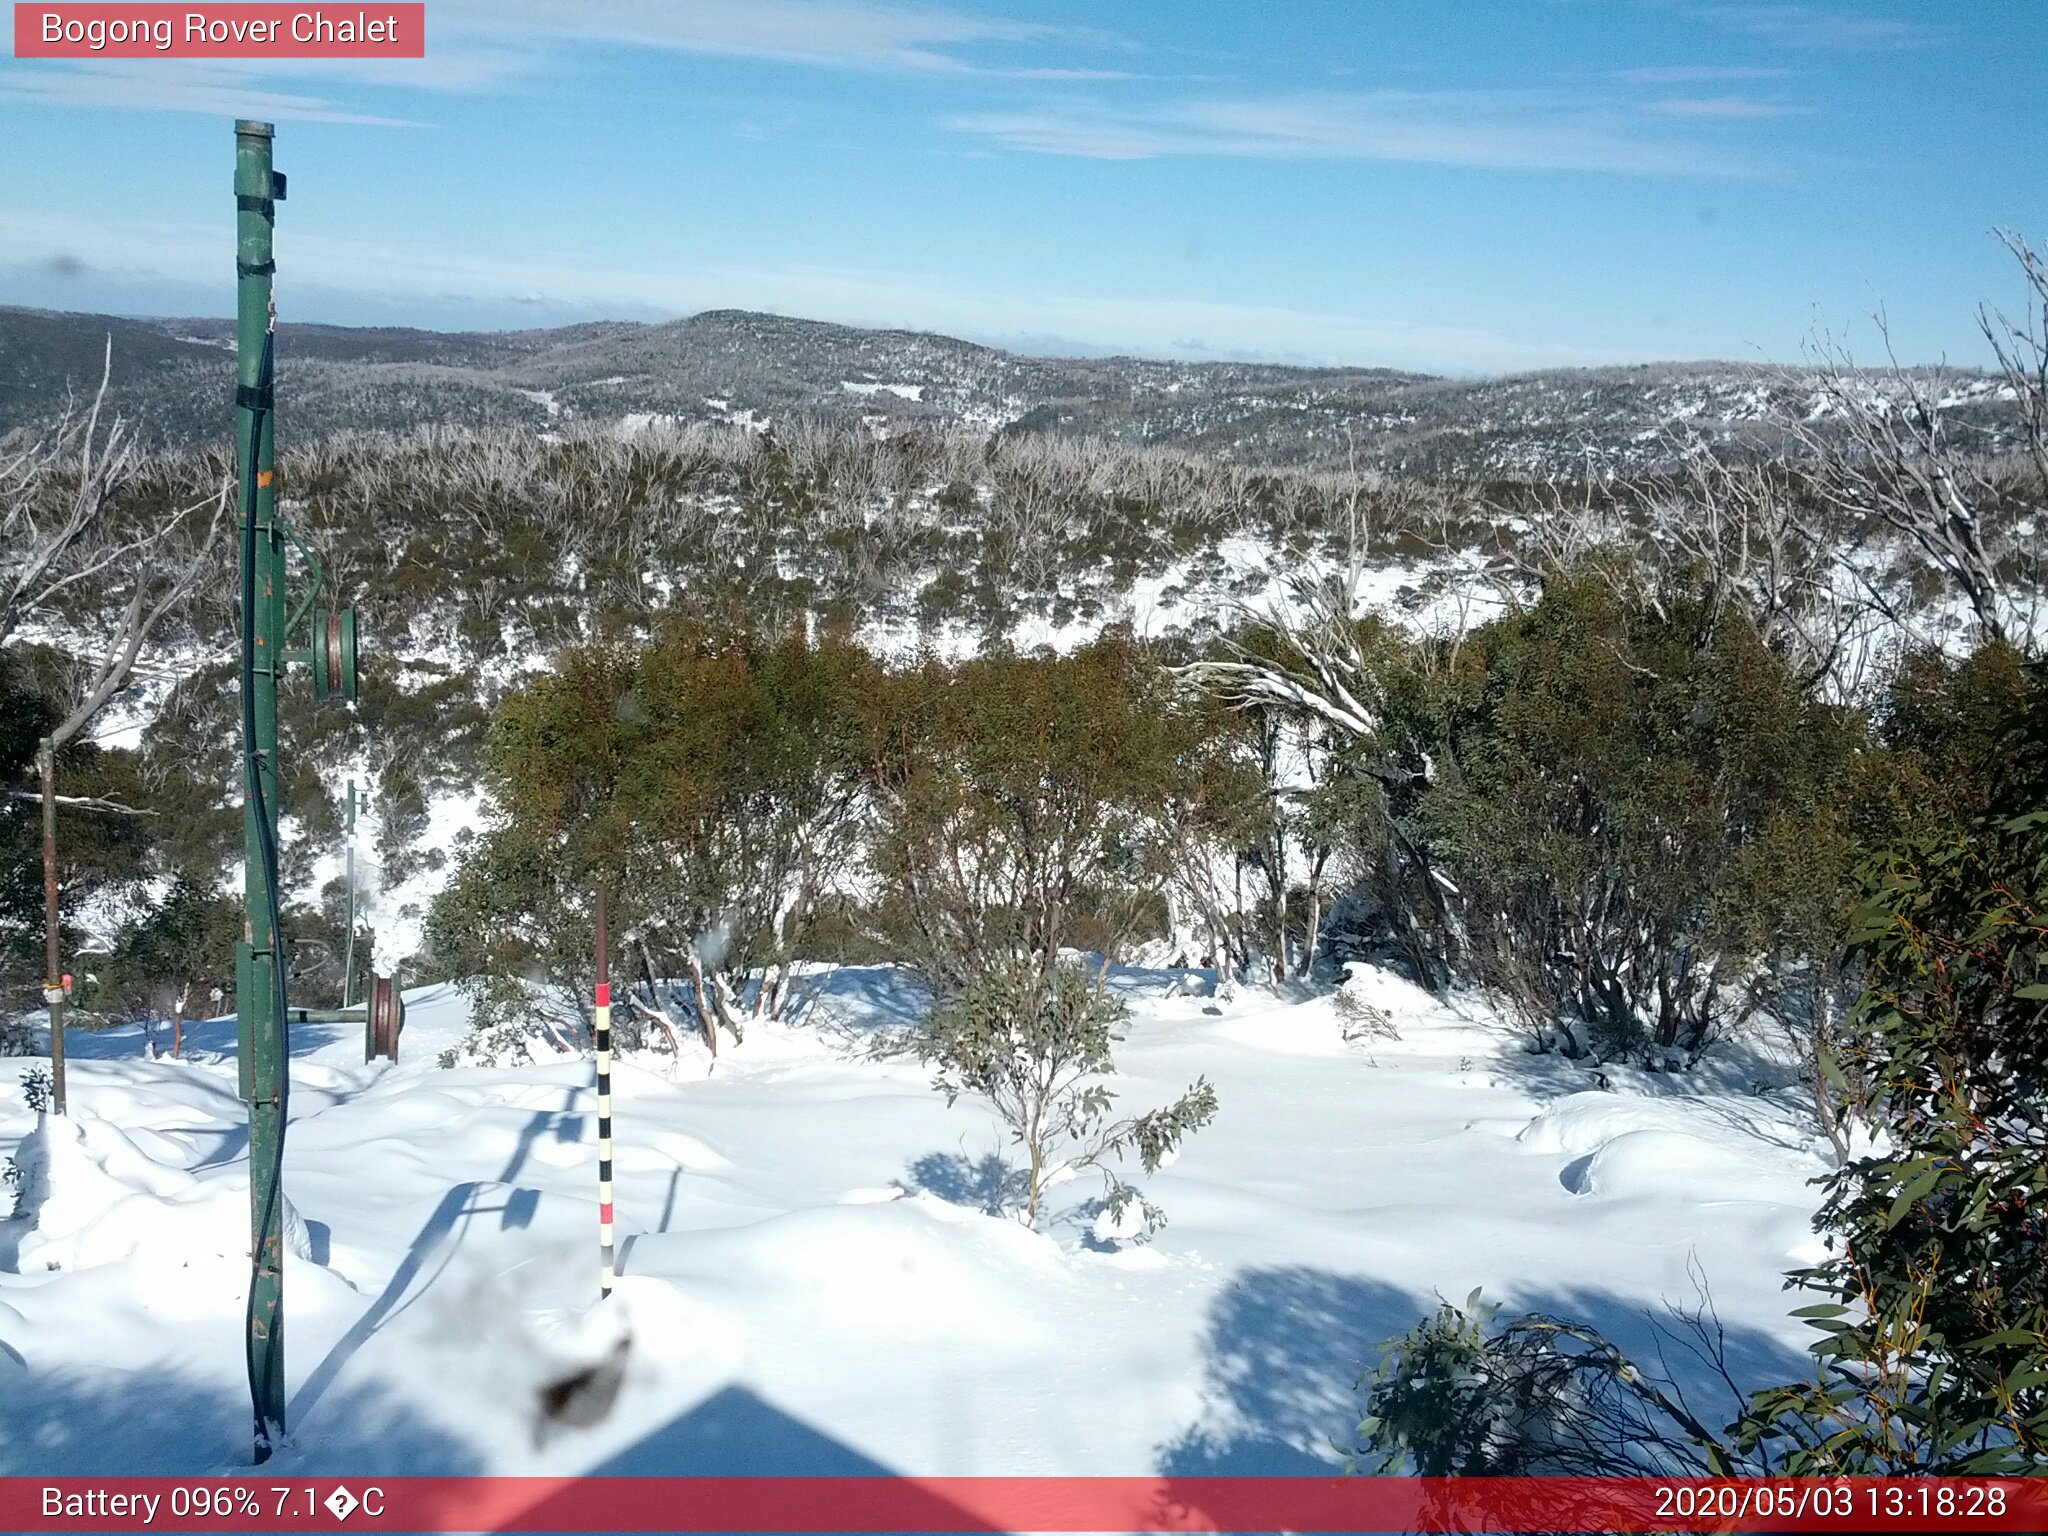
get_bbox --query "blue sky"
[1,1,2042,373]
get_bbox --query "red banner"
[12,4,425,58]
[4,1476,2045,1533]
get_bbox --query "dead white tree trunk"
[4,343,228,1113]
[1981,229,2048,494]
[1787,301,2037,651]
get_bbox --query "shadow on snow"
[1156,1263,1814,1478]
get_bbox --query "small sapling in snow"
[917,958,1216,1235]
[1335,988,1398,1046]
[19,1066,53,1116]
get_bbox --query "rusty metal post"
[596,889,615,1298]
[37,738,66,1115]
[341,778,356,1010]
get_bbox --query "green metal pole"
[234,117,288,1463]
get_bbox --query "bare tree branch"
[3,789,158,815]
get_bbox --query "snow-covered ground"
[0,963,1830,1479]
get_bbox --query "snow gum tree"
[606,620,878,1048]
[98,876,241,1057]
[862,633,1215,991]
[1180,574,1460,992]
[1,356,226,1096]
[427,620,878,1061]
[1152,689,1272,979]
[1730,681,2048,1473]
[1356,661,2048,1480]
[1384,574,1867,1066]
[1,650,163,1036]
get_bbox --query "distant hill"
[0,304,2020,479]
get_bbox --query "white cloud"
[0,1,1133,124]
[1646,95,1809,119]
[1707,5,1941,50]
[434,0,1108,75]
[0,208,1634,374]
[1007,67,1145,81]
[951,90,1774,176]
[0,62,432,125]
[1610,65,1793,83]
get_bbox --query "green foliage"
[1402,576,1866,1062]
[1731,677,2048,1474]
[279,877,374,1009]
[1302,726,1450,991]
[917,958,1216,1232]
[19,1065,53,1115]
[1867,641,2031,843]
[865,634,1217,989]
[1357,1291,1505,1475]
[427,619,880,1061]
[0,655,56,1023]
[0,651,155,1015]
[96,877,240,1027]
[1356,1289,1734,1478]
[87,876,241,1048]
[1356,668,2048,1481]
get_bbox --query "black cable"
[238,326,291,1460]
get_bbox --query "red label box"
[13,4,426,58]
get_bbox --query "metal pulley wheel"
[366,972,404,1061]
[312,607,359,703]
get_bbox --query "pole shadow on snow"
[497,1087,587,1185]
[1155,1264,1814,1479]
[658,1165,683,1231]
[289,1180,485,1429]
[618,1166,686,1273]
[0,1360,481,1475]
[186,1122,252,1172]
[292,1091,581,1430]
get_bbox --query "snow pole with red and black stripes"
[595,886,616,1298]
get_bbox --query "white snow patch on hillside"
[856,614,983,665]
[841,381,924,402]
[372,789,490,964]
[617,412,677,438]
